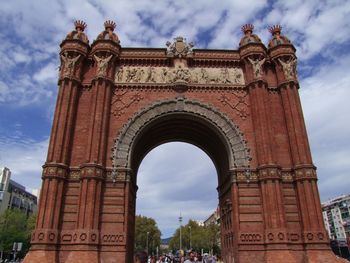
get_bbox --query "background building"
[0,167,38,216]
[322,194,350,239]
[204,207,220,226]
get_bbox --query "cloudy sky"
[1,0,350,238]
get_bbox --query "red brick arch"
[112,97,250,172]
[23,22,343,263]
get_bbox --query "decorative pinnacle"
[74,20,87,31]
[269,25,282,35]
[104,20,116,31]
[241,24,254,35]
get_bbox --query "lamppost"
[146,231,149,254]
[189,225,192,249]
[179,213,183,250]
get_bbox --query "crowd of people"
[134,250,223,263]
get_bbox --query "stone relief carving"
[278,57,297,80]
[60,52,80,77]
[166,36,194,57]
[248,57,265,78]
[114,65,245,85]
[94,54,113,77]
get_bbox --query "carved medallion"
[166,36,194,57]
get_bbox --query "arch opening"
[136,142,219,242]
[130,112,230,185]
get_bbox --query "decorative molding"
[218,92,249,120]
[239,232,263,243]
[294,168,317,181]
[69,170,80,180]
[111,90,143,118]
[101,232,126,245]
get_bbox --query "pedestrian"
[184,251,196,263]
[134,251,148,263]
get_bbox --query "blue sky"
[1,0,350,238]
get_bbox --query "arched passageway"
[113,98,250,262]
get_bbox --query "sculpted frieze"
[114,65,245,85]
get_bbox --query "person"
[134,251,148,263]
[184,251,196,263]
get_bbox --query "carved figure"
[190,69,199,83]
[125,68,137,82]
[278,58,297,80]
[161,68,174,83]
[94,54,113,77]
[200,68,219,83]
[200,68,209,83]
[145,67,157,83]
[116,67,124,82]
[60,52,80,77]
[220,68,232,84]
[134,68,144,82]
[232,68,244,84]
[248,57,265,79]
[173,65,191,82]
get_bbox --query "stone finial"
[269,25,282,36]
[62,20,89,44]
[95,20,120,44]
[74,20,87,32]
[241,24,254,35]
[267,24,292,48]
[239,24,262,47]
[104,20,116,31]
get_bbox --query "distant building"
[322,194,350,239]
[194,220,204,226]
[204,207,220,226]
[0,167,38,216]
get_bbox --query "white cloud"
[300,54,350,200]
[0,137,49,190]
[33,63,58,83]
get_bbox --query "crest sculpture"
[23,21,343,263]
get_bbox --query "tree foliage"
[169,220,220,254]
[134,215,161,255]
[0,209,37,258]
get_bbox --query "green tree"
[0,209,37,258]
[134,215,161,255]
[169,220,220,254]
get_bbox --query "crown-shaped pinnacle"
[74,20,87,31]
[269,25,282,35]
[241,24,254,35]
[104,20,116,31]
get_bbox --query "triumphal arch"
[23,21,343,263]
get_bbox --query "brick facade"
[23,21,345,263]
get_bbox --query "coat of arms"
[166,36,194,58]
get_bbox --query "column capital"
[42,163,69,179]
[80,163,106,180]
